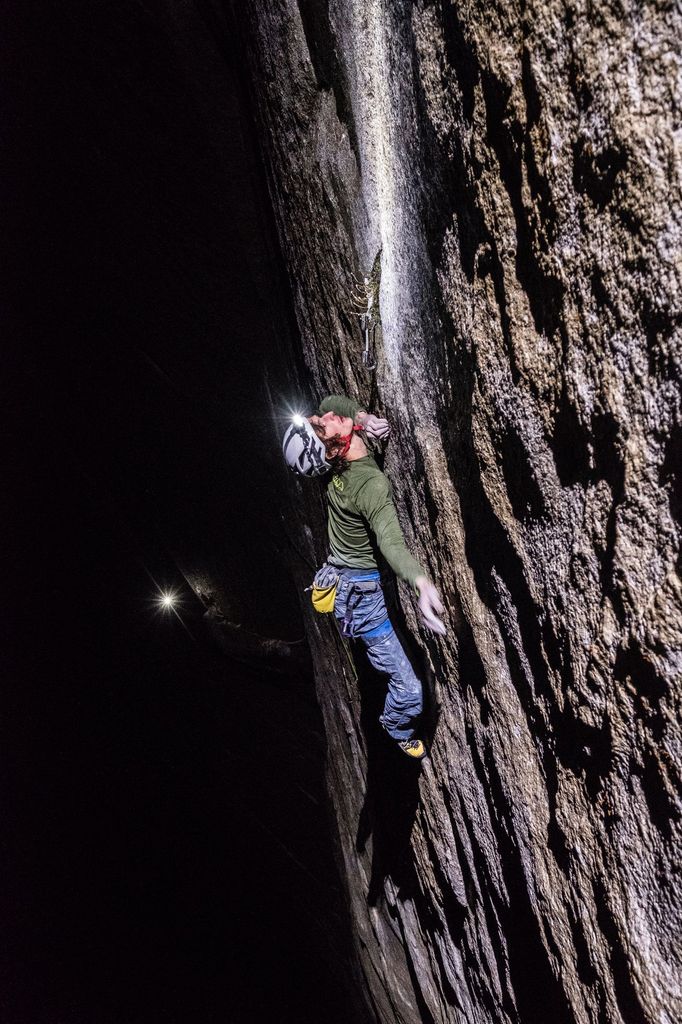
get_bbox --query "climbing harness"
[340,575,381,637]
[308,565,382,623]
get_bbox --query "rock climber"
[282,394,446,759]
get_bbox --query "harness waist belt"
[334,567,381,581]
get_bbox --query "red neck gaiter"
[336,425,363,459]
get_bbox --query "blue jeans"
[332,568,423,741]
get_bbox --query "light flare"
[157,590,179,611]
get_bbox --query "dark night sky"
[3,3,355,1021]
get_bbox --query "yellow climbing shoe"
[397,738,427,759]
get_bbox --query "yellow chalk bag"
[311,583,338,613]
[310,565,339,614]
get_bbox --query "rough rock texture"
[232,1,682,1022]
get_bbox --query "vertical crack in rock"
[231,0,682,1021]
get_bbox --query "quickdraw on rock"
[345,249,381,373]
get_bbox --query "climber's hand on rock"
[415,576,447,636]
[356,411,391,439]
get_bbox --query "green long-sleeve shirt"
[317,395,426,586]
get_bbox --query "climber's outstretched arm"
[356,477,447,637]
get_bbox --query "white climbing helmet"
[282,415,330,477]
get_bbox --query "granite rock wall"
[232,2,682,1021]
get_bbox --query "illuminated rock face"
[235,2,682,1021]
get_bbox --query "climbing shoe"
[397,738,427,759]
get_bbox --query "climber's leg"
[363,626,423,742]
[333,569,425,751]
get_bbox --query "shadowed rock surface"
[4,2,369,1020]
[231,2,682,1022]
